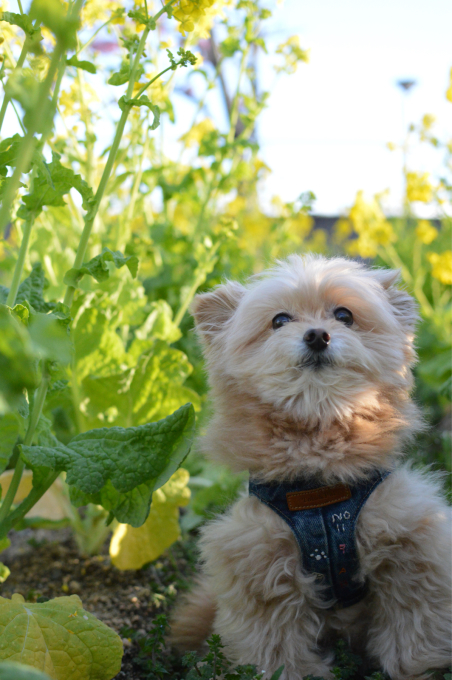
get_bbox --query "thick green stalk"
[0,372,50,528]
[0,39,29,134]
[5,210,36,307]
[63,23,154,308]
[5,53,68,308]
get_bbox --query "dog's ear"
[191,281,245,342]
[372,268,418,332]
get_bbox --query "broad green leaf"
[81,341,200,428]
[17,154,94,221]
[66,56,96,74]
[0,661,51,680]
[0,413,24,475]
[118,96,160,129]
[21,403,195,525]
[28,313,72,365]
[0,306,39,414]
[63,248,138,287]
[0,263,54,313]
[0,135,23,174]
[110,468,190,569]
[71,300,126,381]
[128,300,182,355]
[0,593,123,679]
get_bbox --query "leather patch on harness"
[286,483,351,511]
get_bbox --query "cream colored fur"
[170,255,451,679]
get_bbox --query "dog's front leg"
[200,497,335,680]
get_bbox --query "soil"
[0,527,199,679]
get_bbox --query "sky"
[256,0,452,216]
[2,0,451,218]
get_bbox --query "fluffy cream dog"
[171,255,451,680]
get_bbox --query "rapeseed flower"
[346,191,395,258]
[416,220,438,245]
[172,0,216,35]
[428,251,452,285]
[406,172,434,203]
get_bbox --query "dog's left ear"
[372,268,418,332]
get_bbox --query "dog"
[170,255,451,680]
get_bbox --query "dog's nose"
[304,328,331,352]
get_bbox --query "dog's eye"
[272,313,293,330]
[334,307,353,326]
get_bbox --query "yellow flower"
[82,0,123,27]
[386,141,397,151]
[179,118,216,147]
[421,114,435,130]
[406,171,434,203]
[428,251,452,285]
[345,191,395,258]
[416,220,438,245]
[446,67,452,104]
[172,0,216,35]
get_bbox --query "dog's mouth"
[299,352,334,370]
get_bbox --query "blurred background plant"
[0,0,450,573]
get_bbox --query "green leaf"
[0,135,23,174]
[66,55,97,74]
[110,468,190,569]
[28,313,72,365]
[269,666,285,680]
[0,661,52,680]
[0,12,42,40]
[23,403,195,526]
[107,66,130,86]
[0,306,39,415]
[0,593,123,679]
[71,299,126,382]
[118,95,160,129]
[63,247,138,287]
[0,263,54,313]
[81,341,200,428]
[17,154,94,220]
[0,413,24,475]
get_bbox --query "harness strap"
[249,468,390,608]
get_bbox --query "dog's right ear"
[191,281,245,343]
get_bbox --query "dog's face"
[192,255,417,424]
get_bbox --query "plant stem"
[0,44,64,234]
[0,39,29,134]
[5,210,36,307]
[0,471,60,539]
[0,371,50,528]
[63,7,176,307]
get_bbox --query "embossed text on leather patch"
[286,483,351,511]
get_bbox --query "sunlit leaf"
[110,468,190,569]
[63,248,138,287]
[66,55,96,74]
[20,403,195,525]
[0,593,122,679]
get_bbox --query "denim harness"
[249,469,390,608]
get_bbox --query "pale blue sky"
[257,0,452,215]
